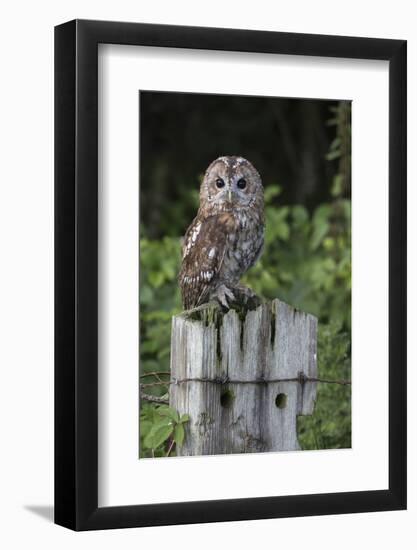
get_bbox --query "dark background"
[140,91,349,239]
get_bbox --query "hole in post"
[220,389,235,409]
[270,309,276,347]
[275,393,287,409]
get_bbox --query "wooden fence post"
[169,299,317,456]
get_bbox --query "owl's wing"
[179,213,233,310]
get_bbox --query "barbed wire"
[140,371,350,387]
[141,393,170,404]
[140,371,171,378]
[140,371,351,404]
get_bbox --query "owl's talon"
[213,285,235,309]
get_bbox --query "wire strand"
[140,374,351,388]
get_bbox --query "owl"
[179,156,265,310]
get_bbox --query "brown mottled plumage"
[179,156,264,310]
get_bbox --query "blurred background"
[139,91,351,456]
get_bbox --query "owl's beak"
[228,188,232,203]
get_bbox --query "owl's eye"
[237,178,247,189]
[215,178,225,188]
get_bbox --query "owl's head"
[200,156,263,213]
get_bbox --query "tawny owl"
[179,156,265,310]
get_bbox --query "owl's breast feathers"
[179,209,264,310]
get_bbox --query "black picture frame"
[55,19,407,531]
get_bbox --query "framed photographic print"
[55,19,406,530]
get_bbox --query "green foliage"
[140,93,346,239]
[242,187,351,331]
[139,189,351,452]
[140,404,190,458]
[297,322,351,449]
[327,102,351,198]
[140,235,182,392]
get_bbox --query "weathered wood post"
[169,299,317,456]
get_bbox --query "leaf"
[340,199,351,221]
[264,185,282,204]
[276,221,290,241]
[139,285,154,305]
[312,204,331,224]
[180,414,190,423]
[265,206,290,243]
[152,424,173,449]
[148,271,165,288]
[139,420,152,439]
[157,406,180,423]
[292,205,309,226]
[331,174,343,197]
[323,237,335,251]
[310,221,330,250]
[329,137,341,150]
[325,150,341,161]
[144,421,173,450]
[174,423,185,447]
[142,431,154,450]
[279,271,293,283]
